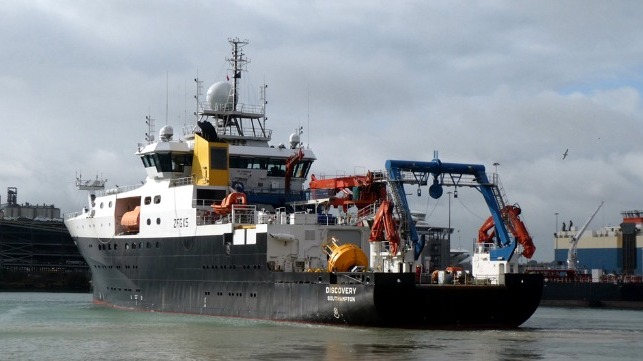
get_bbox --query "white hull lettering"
[325,286,358,295]
[327,295,356,302]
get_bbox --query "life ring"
[231,181,244,192]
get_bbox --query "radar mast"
[227,37,249,110]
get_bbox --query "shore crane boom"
[567,201,604,270]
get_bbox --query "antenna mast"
[165,72,169,125]
[226,37,250,110]
[194,75,203,122]
[145,114,156,144]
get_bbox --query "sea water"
[0,292,642,361]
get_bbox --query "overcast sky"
[2,1,643,261]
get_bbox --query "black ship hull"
[76,234,543,328]
[0,219,90,292]
[541,282,643,309]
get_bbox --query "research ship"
[64,38,543,328]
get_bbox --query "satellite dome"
[159,125,174,142]
[289,132,300,149]
[206,82,232,111]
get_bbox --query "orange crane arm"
[477,215,496,244]
[477,205,536,259]
[505,205,536,259]
[309,171,384,211]
[368,201,401,255]
[309,174,371,190]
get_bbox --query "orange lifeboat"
[121,206,140,233]
[212,192,247,215]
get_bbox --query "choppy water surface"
[0,292,641,361]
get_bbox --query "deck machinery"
[312,155,536,285]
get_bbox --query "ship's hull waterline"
[76,234,543,328]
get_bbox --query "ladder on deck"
[387,176,411,240]
[489,173,515,232]
[490,173,508,213]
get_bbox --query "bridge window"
[292,160,312,178]
[267,159,286,177]
[251,158,268,169]
[141,155,151,168]
[229,157,249,169]
[229,156,268,170]
[154,153,172,172]
[141,154,156,168]
[144,152,192,173]
[171,153,192,172]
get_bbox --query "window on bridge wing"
[141,154,156,168]
[293,161,312,178]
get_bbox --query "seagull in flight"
[562,149,568,159]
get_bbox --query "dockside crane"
[567,201,604,270]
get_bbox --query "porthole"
[100,202,104,209]
[156,218,161,225]
[147,218,151,225]
[108,201,113,208]
[146,242,151,249]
